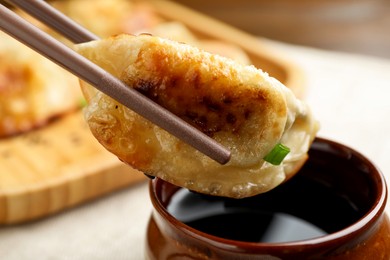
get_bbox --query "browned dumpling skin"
[76,34,318,198]
[0,33,82,137]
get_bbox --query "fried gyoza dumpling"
[76,34,318,198]
[0,32,82,137]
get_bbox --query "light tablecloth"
[0,40,389,260]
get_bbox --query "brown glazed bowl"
[145,138,390,259]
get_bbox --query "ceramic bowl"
[146,138,390,259]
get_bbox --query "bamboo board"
[0,111,145,224]
[0,0,304,225]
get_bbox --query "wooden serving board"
[0,0,304,225]
[0,111,145,224]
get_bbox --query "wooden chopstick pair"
[0,1,231,164]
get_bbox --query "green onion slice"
[79,98,88,108]
[263,143,290,165]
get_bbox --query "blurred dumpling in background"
[0,32,82,138]
[53,0,251,64]
[51,0,162,38]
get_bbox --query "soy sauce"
[167,174,363,243]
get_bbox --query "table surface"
[1,40,389,260]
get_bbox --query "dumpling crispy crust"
[76,34,318,198]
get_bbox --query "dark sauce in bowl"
[168,170,362,243]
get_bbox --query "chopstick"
[5,0,98,43]
[0,3,231,164]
